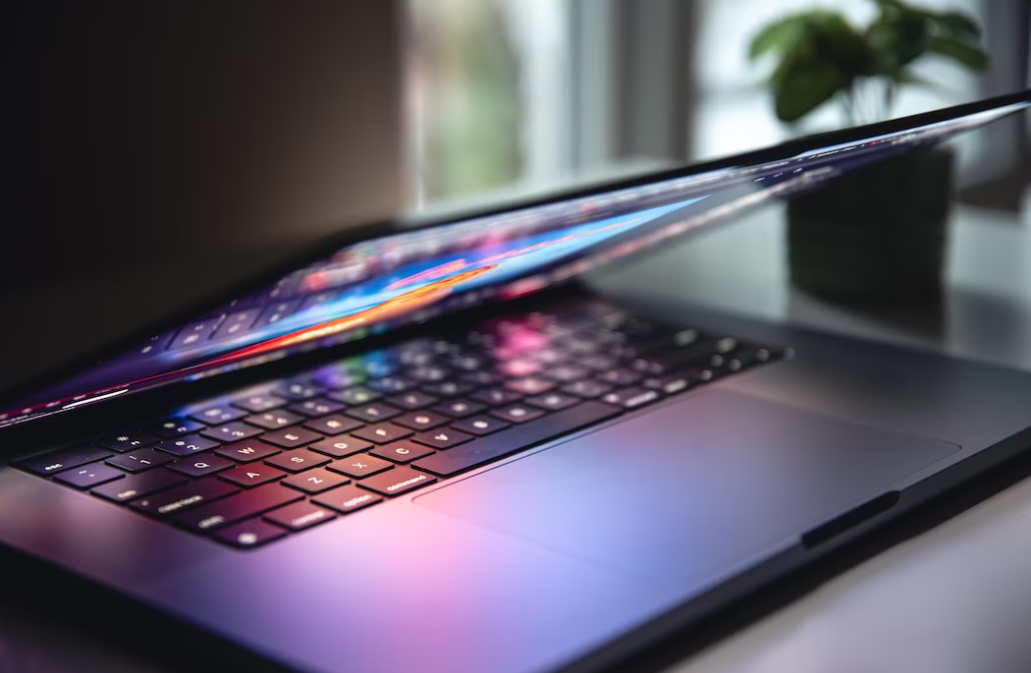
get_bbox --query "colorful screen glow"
[3,100,1026,428]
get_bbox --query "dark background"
[5,0,403,396]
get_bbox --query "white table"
[589,201,1031,673]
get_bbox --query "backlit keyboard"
[17,301,784,549]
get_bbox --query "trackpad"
[416,391,958,590]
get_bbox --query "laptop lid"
[3,92,1028,434]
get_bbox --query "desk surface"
[5,202,1031,673]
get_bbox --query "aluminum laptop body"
[1,93,1029,673]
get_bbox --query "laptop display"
[3,101,1026,428]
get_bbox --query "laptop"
[2,92,1030,673]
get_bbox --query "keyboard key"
[499,359,541,377]
[215,518,288,548]
[268,380,325,400]
[130,478,239,517]
[369,442,435,464]
[175,484,303,533]
[601,387,662,409]
[327,454,394,479]
[352,423,412,444]
[490,404,545,424]
[168,456,235,478]
[189,404,247,425]
[597,369,644,386]
[135,332,175,357]
[312,485,382,514]
[309,436,373,458]
[327,386,381,405]
[244,410,304,430]
[557,337,597,354]
[303,414,363,437]
[95,430,157,452]
[361,357,398,379]
[19,445,112,475]
[367,376,413,393]
[219,464,287,488]
[106,448,174,473]
[215,440,280,463]
[543,364,590,382]
[261,427,322,449]
[393,411,448,431]
[560,379,612,398]
[144,418,206,439]
[358,466,437,497]
[169,319,218,351]
[450,354,488,371]
[264,449,331,473]
[525,392,580,411]
[631,340,719,373]
[413,401,621,477]
[642,373,692,395]
[211,309,260,341]
[256,300,301,329]
[55,463,124,489]
[422,381,476,398]
[230,392,287,414]
[451,416,511,437]
[264,501,336,531]
[200,422,263,443]
[578,354,618,371]
[407,365,450,382]
[505,377,556,395]
[433,399,486,419]
[529,347,568,365]
[386,391,439,410]
[460,370,500,386]
[345,402,401,423]
[411,429,473,450]
[156,434,220,457]
[281,468,350,494]
[471,388,522,406]
[92,470,187,503]
[288,398,344,418]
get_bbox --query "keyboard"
[16,300,785,549]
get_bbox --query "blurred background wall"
[408,0,1030,211]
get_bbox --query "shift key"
[173,484,303,532]
[130,478,239,517]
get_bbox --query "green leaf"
[865,12,930,75]
[932,12,982,42]
[813,13,870,72]
[772,55,850,123]
[749,15,805,61]
[928,35,988,69]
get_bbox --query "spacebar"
[413,401,622,477]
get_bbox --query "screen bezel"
[3,89,1028,450]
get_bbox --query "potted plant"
[749,0,988,304]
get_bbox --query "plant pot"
[787,147,953,305]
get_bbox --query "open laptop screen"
[2,100,1027,428]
